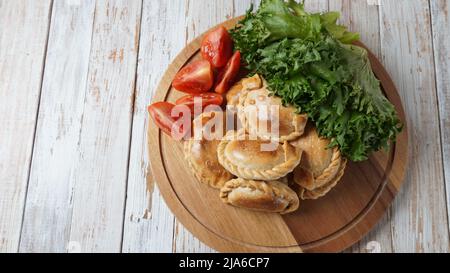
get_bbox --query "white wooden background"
[0,0,449,253]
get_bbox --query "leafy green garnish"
[230,0,402,161]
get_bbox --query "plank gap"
[65,1,98,253]
[428,0,450,243]
[17,0,55,252]
[120,0,145,253]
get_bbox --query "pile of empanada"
[183,75,347,214]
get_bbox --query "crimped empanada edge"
[217,131,302,181]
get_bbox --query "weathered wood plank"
[233,0,261,16]
[304,0,328,13]
[20,0,142,252]
[172,223,216,253]
[0,0,53,253]
[67,0,142,253]
[122,0,186,253]
[19,0,97,252]
[430,0,450,241]
[329,0,393,253]
[380,0,449,252]
[329,0,380,57]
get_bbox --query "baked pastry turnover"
[220,178,299,214]
[217,130,302,181]
[226,80,244,108]
[184,111,234,189]
[226,74,263,108]
[299,159,347,200]
[291,123,346,199]
[180,74,349,213]
[238,78,307,142]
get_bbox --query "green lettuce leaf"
[230,0,402,161]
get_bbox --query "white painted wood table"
[1,0,449,253]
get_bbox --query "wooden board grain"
[147,16,408,253]
[0,0,53,253]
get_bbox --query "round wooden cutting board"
[147,17,408,253]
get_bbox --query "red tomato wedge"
[148,102,188,138]
[175,93,223,112]
[215,51,241,94]
[201,26,233,68]
[172,60,214,94]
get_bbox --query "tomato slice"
[201,26,233,68]
[215,51,241,94]
[175,93,223,112]
[148,102,189,138]
[172,60,214,94]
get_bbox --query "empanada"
[220,178,300,214]
[299,159,347,200]
[226,80,244,108]
[291,124,342,191]
[242,74,263,90]
[184,111,234,189]
[217,130,302,181]
[226,74,262,107]
[238,79,307,142]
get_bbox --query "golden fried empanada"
[184,111,234,189]
[226,74,262,107]
[279,176,289,185]
[217,130,302,181]
[238,80,307,142]
[291,124,342,191]
[220,178,299,214]
[242,74,262,90]
[226,80,244,108]
[299,159,347,200]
